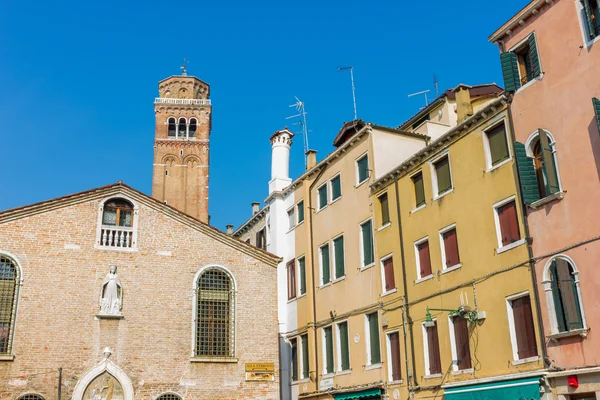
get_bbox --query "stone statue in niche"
[99,265,123,316]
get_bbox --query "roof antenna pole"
[338,66,358,121]
[408,89,431,110]
[433,74,439,97]
[286,97,310,169]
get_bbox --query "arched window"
[102,199,133,228]
[549,258,584,333]
[167,117,176,137]
[189,118,197,138]
[18,395,45,400]
[156,394,183,400]
[528,129,560,199]
[195,267,235,357]
[0,255,19,355]
[98,198,137,249]
[178,117,187,138]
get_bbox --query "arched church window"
[17,395,45,400]
[167,117,176,137]
[98,197,137,250]
[0,255,19,355]
[156,394,183,400]
[195,267,235,357]
[102,199,133,228]
[189,118,197,138]
[178,117,187,138]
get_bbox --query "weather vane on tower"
[181,58,188,76]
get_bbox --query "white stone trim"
[72,354,134,400]
[0,250,24,284]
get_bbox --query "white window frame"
[296,200,305,225]
[364,312,382,368]
[379,253,396,296]
[335,320,350,373]
[492,195,526,254]
[330,173,343,203]
[359,218,375,270]
[576,0,600,48]
[439,223,461,273]
[319,242,331,287]
[414,236,433,282]
[297,255,306,297]
[509,32,544,94]
[287,206,295,232]
[422,319,441,378]
[332,234,346,281]
[355,152,370,186]
[482,118,512,172]
[317,183,328,211]
[430,152,454,201]
[385,330,402,383]
[505,291,539,364]
[322,325,335,376]
[95,195,140,252]
[299,333,310,380]
[447,315,472,373]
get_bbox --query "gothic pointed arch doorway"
[72,348,134,400]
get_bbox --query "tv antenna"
[286,97,310,168]
[408,89,431,110]
[338,66,358,121]
[433,74,439,97]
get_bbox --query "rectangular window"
[256,228,266,250]
[360,219,375,268]
[416,239,432,278]
[291,337,298,381]
[551,259,583,332]
[433,156,453,196]
[366,312,381,365]
[333,236,345,279]
[508,294,538,360]
[323,326,334,374]
[298,256,306,296]
[287,259,296,300]
[495,200,521,247]
[331,174,342,201]
[287,208,295,231]
[297,200,305,224]
[424,321,442,375]
[412,172,426,208]
[337,321,350,372]
[320,244,331,286]
[502,33,541,88]
[486,122,510,167]
[317,184,328,210]
[357,154,369,184]
[301,333,309,379]
[382,256,396,293]
[451,316,472,371]
[378,193,390,226]
[387,331,402,382]
[581,0,600,40]
[441,227,460,269]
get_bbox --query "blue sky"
[0,0,523,230]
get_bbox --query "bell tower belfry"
[152,67,211,223]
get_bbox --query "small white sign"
[320,378,334,391]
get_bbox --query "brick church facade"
[0,72,280,400]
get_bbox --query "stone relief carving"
[99,265,123,316]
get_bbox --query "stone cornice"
[488,0,554,43]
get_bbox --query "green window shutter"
[339,322,350,371]
[413,173,425,207]
[593,98,600,134]
[299,258,306,295]
[325,327,334,373]
[321,245,330,284]
[334,236,345,279]
[538,129,560,195]
[435,157,452,195]
[528,34,542,79]
[361,220,374,266]
[379,193,390,225]
[514,142,541,205]
[358,155,369,183]
[500,52,522,92]
[488,123,510,165]
[555,259,584,330]
[331,176,342,200]
[550,261,568,332]
[368,313,381,364]
[583,0,597,40]
[301,334,309,378]
[318,186,328,209]
[297,201,304,223]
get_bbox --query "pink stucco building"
[491,0,600,398]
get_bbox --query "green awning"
[444,377,540,400]
[334,388,381,400]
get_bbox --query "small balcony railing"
[100,225,134,248]
[154,98,211,106]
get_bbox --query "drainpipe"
[393,176,418,389]
[506,100,549,366]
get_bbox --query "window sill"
[433,189,454,202]
[322,372,335,379]
[336,369,352,376]
[388,379,403,385]
[378,223,392,232]
[365,363,382,371]
[94,245,138,252]
[514,73,543,95]
[316,205,328,214]
[411,204,426,214]
[496,238,527,255]
[424,373,442,379]
[361,263,376,271]
[381,288,398,297]
[286,228,295,234]
[584,34,600,48]
[442,263,462,274]
[296,220,305,228]
[297,293,307,300]
[95,314,125,320]
[333,276,346,284]
[355,179,369,189]
[0,355,15,361]
[287,297,297,304]
[330,196,342,205]
[451,368,474,376]
[319,282,332,289]
[190,356,238,363]
[547,327,589,342]
[486,157,512,173]
[415,274,434,284]
[512,356,540,366]
[529,191,565,209]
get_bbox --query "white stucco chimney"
[251,202,260,215]
[269,128,294,194]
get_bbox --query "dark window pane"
[325,326,334,374]
[334,236,345,279]
[361,220,374,266]
[297,201,305,223]
[412,172,425,207]
[339,322,350,371]
[357,155,369,183]
[379,193,390,225]
[318,185,328,209]
[321,244,330,285]
[291,338,298,381]
[298,258,306,295]
[487,123,510,166]
[368,313,381,364]
[434,157,452,195]
[331,175,342,201]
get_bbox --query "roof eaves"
[488,0,548,43]
[232,207,269,236]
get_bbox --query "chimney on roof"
[306,150,317,170]
[269,128,294,195]
[226,224,234,234]
[454,84,474,123]
[252,202,260,215]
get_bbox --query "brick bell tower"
[152,64,211,223]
